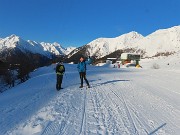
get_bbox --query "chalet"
[120,53,141,66]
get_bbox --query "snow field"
[0,64,179,135]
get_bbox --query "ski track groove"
[109,83,150,135]
[119,80,180,134]
[95,84,127,134]
[90,80,143,134]
[41,88,80,135]
[79,87,87,135]
[110,85,139,135]
[40,83,91,135]
[89,86,108,134]
[104,85,138,135]
[124,81,170,134]
[128,79,180,126]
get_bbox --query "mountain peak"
[115,31,144,40]
[0,35,71,57]
[9,34,20,39]
[4,34,22,43]
[128,31,139,34]
[123,31,143,37]
[53,42,62,46]
[10,34,19,37]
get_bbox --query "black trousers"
[79,72,89,86]
[56,74,63,90]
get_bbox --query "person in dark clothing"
[56,61,65,90]
[77,57,91,88]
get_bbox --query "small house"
[120,53,141,66]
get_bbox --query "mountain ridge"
[0,35,76,58]
[1,25,180,63]
[66,25,180,62]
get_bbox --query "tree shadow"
[148,123,167,135]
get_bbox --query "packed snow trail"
[0,64,180,135]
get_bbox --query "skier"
[56,61,65,90]
[77,56,91,88]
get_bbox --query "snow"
[40,42,66,56]
[141,51,180,71]
[65,46,76,55]
[87,31,144,58]
[135,26,180,57]
[0,35,75,57]
[84,26,180,58]
[1,25,180,59]
[0,60,180,135]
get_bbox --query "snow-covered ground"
[0,61,180,135]
[141,51,180,71]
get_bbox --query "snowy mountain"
[0,35,75,58]
[134,26,180,57]
[65,46,77,55]
[66,25,180,62]
[40,42,66,56]
[86,31,144,58]
[65,32,144,62]
[1,25,180,63]
[88,26,180,59]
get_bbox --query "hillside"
[66,26,180,63]
[65,32,144,62]
[87,31,144,58]
[0,35,75,58]
[135,26,180,57]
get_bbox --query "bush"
[152,63,160,69]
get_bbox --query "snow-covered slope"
[135,26,180,57]
[0,35,75,57]
[0,64,180,134]
[87,31,144,58]
[72,25,180,59]
[65,46,76,55]
[141,50,180,71]
[40,42,66,56]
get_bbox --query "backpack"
[58,65,64,73]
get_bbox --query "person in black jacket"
[56,61,65,90]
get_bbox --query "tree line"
[0,52,53,92]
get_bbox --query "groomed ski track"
[0,64,180,135]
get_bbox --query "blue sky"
[0,0,180,47]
